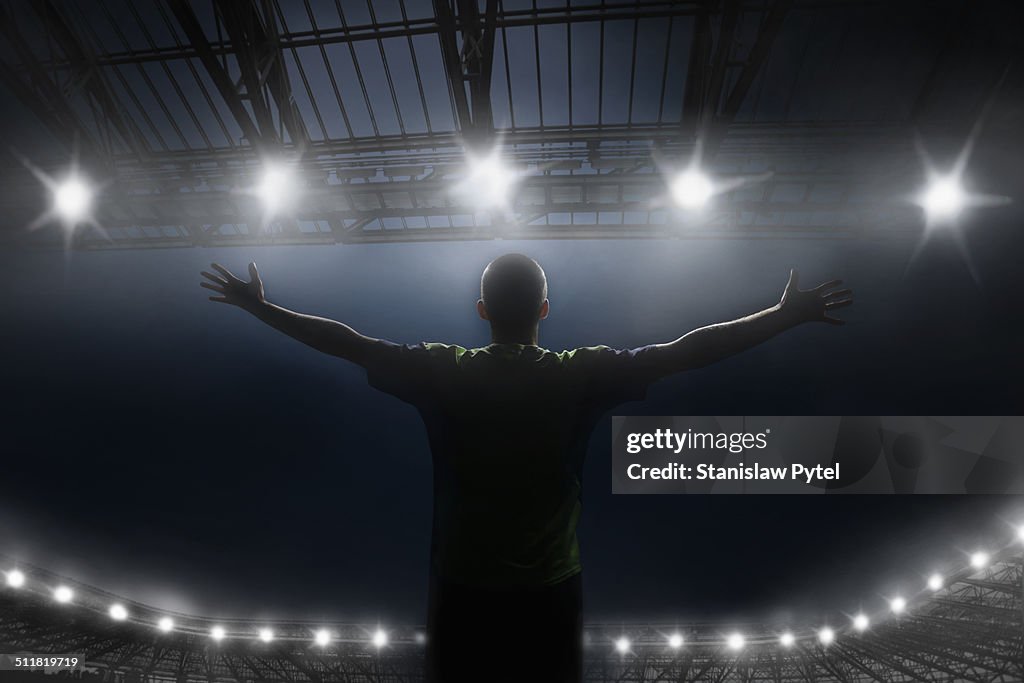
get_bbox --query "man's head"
[477,253,549,343]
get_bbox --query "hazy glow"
[373,629,388,648]
[5,570,25,588]
[927,573,943,591]
[970,551,989,569]
[454,150,519,209]
[315,629,331,646]
[920,175,965,220]
[615,637,630,654]
[779,632,795,648]
[668,633,683,649]
[259,628,274,643]
[256,163,297,214]
[211,626,226,641]
[158,617,174,632]
[890,596,906,614]
[54,586,73,603]
[726,632,745,651]
[1018,525,1024,542]
[670,170,714,209]
[818,627,835,645]
[852,614,869,632]
[54,177,93,222]
[109,604,128,621]
[414,632,427,645]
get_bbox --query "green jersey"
[365,341,660,587]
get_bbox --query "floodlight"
[921,175,965,220]
[455,151,518,209]
[109,604,128,621]
[5,569,25,588]
[615,637,630,654]
[54,177,92,223]
[256,163,296,213]
[670,170,714,209]
[373,629,388,648]
[211,626,226,641]
[259,628,274,643]
[54,586,73,603]
[158,617,174,632]
[927,573,943,591]
[726,632,745,651]
[970,551,989,569]
[818,627,835,645]
[1016,524,1024,542]
[890,596,906,614]
[315,629,331,646]
[852,614,869,632]
[779,632,795,648]
[414,632,427,645]
[668,633,683,649]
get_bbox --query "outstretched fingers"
[823,288,852,301]
[200,281,225,294]
[813,279,843,293]
[823,314,846,326]
[201,270,227,285]
[826,298,854,310]
[210,262,238,282]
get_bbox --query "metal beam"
[166,0,264,148]
[704,0,794,158]
[32,0,150,161]
[0,4,102,158]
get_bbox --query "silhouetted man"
[201,254,852,682]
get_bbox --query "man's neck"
[490,328,538,346]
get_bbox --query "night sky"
[1,218,1022,626]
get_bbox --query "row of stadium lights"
[4,528,1022,653]
[42,149,978,231]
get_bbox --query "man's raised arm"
[200,262,379,366]
[642,269,852,374]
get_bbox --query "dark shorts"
[425,572,583,683]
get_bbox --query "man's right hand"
[200,262,265,312]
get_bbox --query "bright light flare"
[158,617,174,632]
[726,632,745,651]
[453,150,519,210]
[668,633,683,649]
[315,629,331,647]
[1018,525,1024,542]
[920,175,965,221]
[890,596,906,614]
[927,573,943,591]
[373,629,388,648]
[5,569,25,588]
[211,626,226,641]
[779,632,795,648]
[852,614,869,632]
[259,628,274,643]
[615,637,630,654]
[109,604,128,621]
[54,177,93,223]
[254,163,297,214]
[970,551,989,569]
[670,170,714,209]
[54,586,73,603]
[818,627,835,645]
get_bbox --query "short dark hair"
[480,253,548,332]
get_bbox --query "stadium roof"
[0,0,1014,248]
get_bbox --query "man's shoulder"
[554,345,616,363]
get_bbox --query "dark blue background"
[1,227,1022,625]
